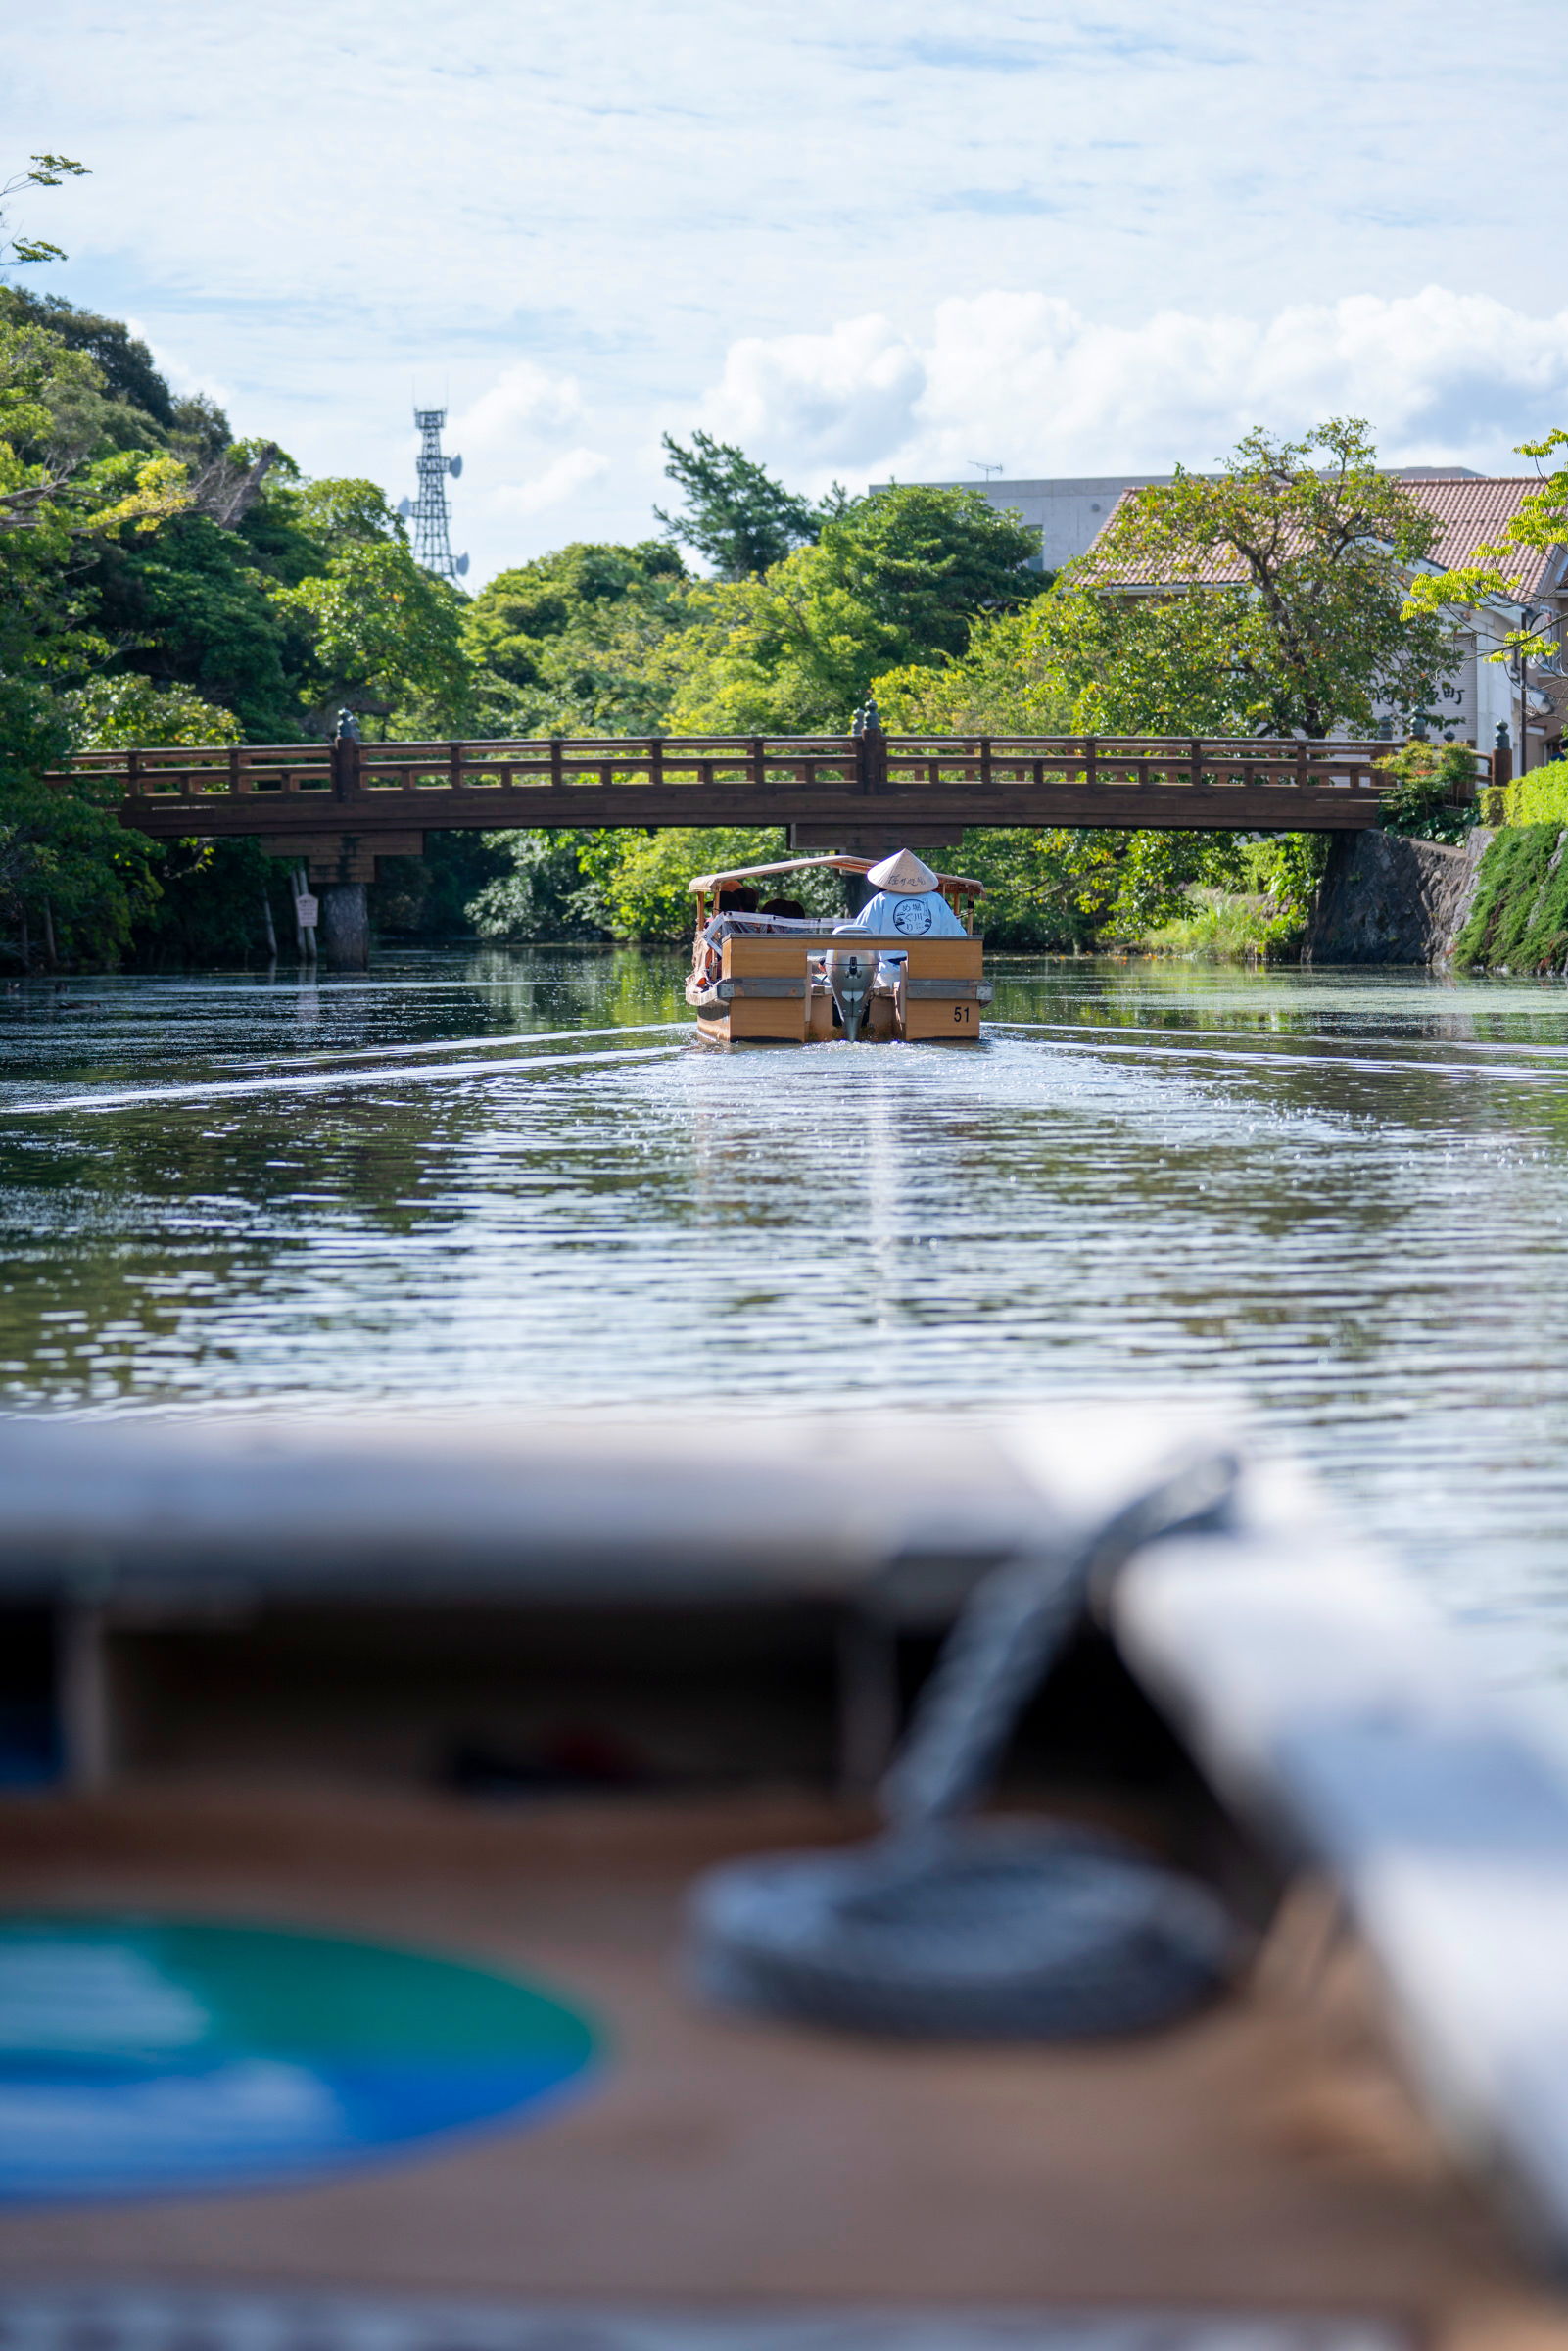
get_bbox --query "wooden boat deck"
[0,1786,1561,2351]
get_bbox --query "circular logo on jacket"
[891,898,934,935]
[0,1915,600,2202]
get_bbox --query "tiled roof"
[1083,477,1568,601]
[1406,478,1564,598]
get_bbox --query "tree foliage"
[65,675,243,747]
[0,229,484,962]
[1377,739,1478,843]
[867,423,1465,957]
[0,268,1465,972]
[659,485,1044,734]
[466,829,607,941]
[461,541,689,737]
[268,487,469,735]
[1060,420,1455,739]
[655,431,821,579]
[0,155,87,273]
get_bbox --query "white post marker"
[292,866,318,961]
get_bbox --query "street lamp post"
[1515,603,1545,777]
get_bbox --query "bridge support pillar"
[319,883,369,971]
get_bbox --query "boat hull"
[688,931,990,1043]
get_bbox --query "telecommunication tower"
[399,408,469,583]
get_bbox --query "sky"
[7,0,1568,587]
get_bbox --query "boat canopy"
[688,854,986,897]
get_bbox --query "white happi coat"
[850,888,968,939]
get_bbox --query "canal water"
[3,947,1567,1655]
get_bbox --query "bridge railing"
[59,732,1469,805]
[881,734,1419,796]
[68,743,339,797]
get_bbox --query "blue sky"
[7,0,1568,584]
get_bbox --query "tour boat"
[685,852,992,1043]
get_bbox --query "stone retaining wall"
[1304,828,1492,966]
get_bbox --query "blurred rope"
[687,1450,1243,2040]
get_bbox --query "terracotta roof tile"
[1083,477,1568,601]
[1405,478,1565,598]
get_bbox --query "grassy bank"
[1454,823,1568,971]
[1142,890,1280,961]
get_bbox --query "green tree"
[89,508,296,738]
[578,826,803,940]
[266,481,469,734]
[871,424,1456,958]
[655,431,821,579]
[0,295,194,967]
[1,286,174,431]
[0,154,87,273]
[946,825,1249,948]
[466,829,608,940]
[1055,419,1455,739]
[0,195,504,961]
[661,484,1043,734]
[65,675,243,747]
[1377,739,1478,843]
[461,540,689,737]
[876,603,1074,735]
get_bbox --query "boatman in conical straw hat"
[849,848,968,938]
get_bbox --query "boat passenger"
[760,896,806,919]
[717,886,760,913]
[847,848,968,938]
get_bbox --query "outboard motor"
[824,943,876,1042]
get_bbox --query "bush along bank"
[1454,823,1568,972]
[1477,765,1568,831]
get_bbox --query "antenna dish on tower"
[404,406,465,586]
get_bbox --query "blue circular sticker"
[0,1915,600,2201]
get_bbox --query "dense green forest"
[0,202,1452,966]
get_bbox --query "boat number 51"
[954,1004,973,1023]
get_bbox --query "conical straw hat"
[866,848,938,893]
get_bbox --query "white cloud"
[453,362,585,456]
[15,0,1568,580]
[677,288,1568,491]
[495,448,611,518]
[700,317,927,468]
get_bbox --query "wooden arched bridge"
[56,731,1488,888]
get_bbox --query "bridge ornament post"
[319,714,370,971]
[851,696,887,798]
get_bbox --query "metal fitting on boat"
[823,945,877,1041]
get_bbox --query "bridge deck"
[52,734,1478,873]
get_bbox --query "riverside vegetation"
[0,162,1511,969]
[1402,428,1568,976]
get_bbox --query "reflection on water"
[4,945,1568,1644]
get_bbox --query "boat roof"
[689,854,986,896]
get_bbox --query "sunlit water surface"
[4,945,1568,1652]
